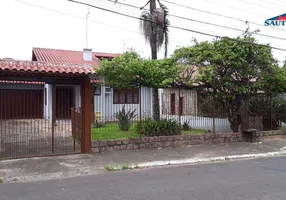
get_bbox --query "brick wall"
[92,130,286,153]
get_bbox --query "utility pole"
[86,7,90,48]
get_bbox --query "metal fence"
[91,84,286,139]
[0,80,82,159]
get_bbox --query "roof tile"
[0,60,95,75]
[32,47,121,69]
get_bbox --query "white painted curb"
[137,150,286,168]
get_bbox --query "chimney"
[83,48,92,61]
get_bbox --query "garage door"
[0,89,43,119]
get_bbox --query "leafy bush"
[182,121,191,131]
[92,120,105,128]
[138,118,179,137]
[115,105,137,131]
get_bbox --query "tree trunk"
[228,109,241,132]
[150,0,160,120]
[230,117,241,132]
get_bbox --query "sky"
[0,0,286,65]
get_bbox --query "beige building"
[161,88,198,116]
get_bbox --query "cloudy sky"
[0,0,285,65]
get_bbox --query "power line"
[67,0,286,52]
[256,0,286,8]
[88,0,286,42]
[237,0,284,12]
[14,0,189,46]
[161,0,285,31]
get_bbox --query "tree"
[249,94,286,130]
[97,51,177,89]
[172,29,283,132]
[115,0,170,120]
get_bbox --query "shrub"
[115,105,137,131]
[182,121,191,131]
[92,120,105,128]
[139,118,179,137]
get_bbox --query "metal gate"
[0,81,82,159]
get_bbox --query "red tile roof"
[32,48,121,68]
[0,80,44,84]
[0,60,94,75]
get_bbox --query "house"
[159,63,232,132]
[32,47,153,121]
[0,59,93,158]
[0,59,93,120]
[160,64,199,117]
[160,88,198,116]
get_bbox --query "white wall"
[161,114,232,132]
[44,84,81,120]
[74,85,81,108]
[94,86,153,121]
[44,84,52,120]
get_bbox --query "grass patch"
[0,177,4,183]
[92,122,207,141]
[121,164,133,170]
[280,126,286,131]
[183,128,208,135]
[104,165,120,172]
[91,123,140,141]
[104,164,140,172]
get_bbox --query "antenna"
[85,7,90,48]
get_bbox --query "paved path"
[1,156,286,200]
[1,136,286,183]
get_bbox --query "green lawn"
[91,122,207,141]
[183,129,208,135]
[281,126,286,130]
[91,123,139,141]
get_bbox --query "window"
[94,87,101,95]
[113,88,139,104]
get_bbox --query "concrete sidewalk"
[1,136,286,183]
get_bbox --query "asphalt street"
[1,156,286,200]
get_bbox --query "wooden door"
[0,89,43,119]
[179,97,183,116]
[170,93,175,115]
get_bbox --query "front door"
[55,87,74,119]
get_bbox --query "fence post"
[139,86,143,137]
[81,78,92,153]
[211,95,215,133]
[52,84,56,153]
[212,108,216,133]
[178,88,182,135]
[270,94,273,130]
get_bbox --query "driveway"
[0,119,80,159]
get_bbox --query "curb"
[136,150,286,168]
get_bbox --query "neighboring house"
[160,88,198,116]
[32,47,153,121]
[160,64,199,117]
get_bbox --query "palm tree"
[140,0,170,59]
[140,0,169,120]
[114,0,169,120]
